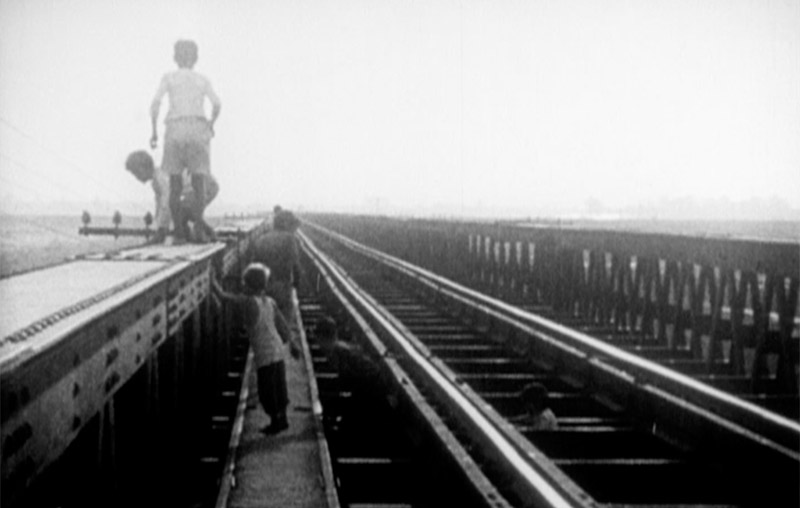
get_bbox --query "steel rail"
[306,221,800,458]
[300,230,586,508]
[301,255,512,508]
[214,350,254,508]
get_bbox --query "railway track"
[305,216,800,423]
[300,298,510,507]
[300,223,800,507]
[486,278,800,423]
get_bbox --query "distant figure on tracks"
[510,382,559,430]
[314,315,394,426]
[212,263,298,435]
[251,209,304,344]
[315,316,383,388]
[149,39,221,244]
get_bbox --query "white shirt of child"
[248,296,286,368]
[152,69,221,121]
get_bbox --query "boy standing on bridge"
[212,264,296,435]
[150,39,221,244]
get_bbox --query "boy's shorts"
[163,117,212,176]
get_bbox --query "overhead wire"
[0,116,151,215]
[0,168,94,226]
[0,213,87,244]
[0,178,92,244]
[0,63,151,152]
[0,151,117,216]
[0,171,145,266]
[0,152,154,233]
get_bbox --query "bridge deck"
[0,242,224,370]
[0,222,266,507]
[223,351,329,508]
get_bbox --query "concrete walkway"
[224,334,333,508]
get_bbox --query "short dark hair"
[316,316,338,341]
[242,263,270,292]
[273,210,300,232]
[125,150,154,180]
[520,383,548,410]
[174,40,198,68]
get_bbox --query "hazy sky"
[1,0,798,218]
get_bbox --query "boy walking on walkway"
[252,211,304,343]
[150,39,221,243]
[212,264,296,435]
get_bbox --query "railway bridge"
[1,213,798,507]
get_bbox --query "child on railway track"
[212,263,296,435]
[314,315,395,434]
[315,316,383,388]
[510,382,559,430]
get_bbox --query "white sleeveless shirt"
[247,296,285,368]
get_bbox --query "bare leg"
[191,174,215,242]
[169,174,187,241]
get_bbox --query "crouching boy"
[124,150,170,244]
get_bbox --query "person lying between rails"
[508,382,559,431]
[212,263,300,435]
[315,316,384,388]
[315,315,401,407]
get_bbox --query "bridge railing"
[306,219,800,506]
[304,214,799,395]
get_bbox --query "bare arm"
[153,174,171,230]
[210,103,221,129]
[150,117,159,149]
[272,299,301,359]
[150,75,168,148]
[206,80,222,134]
[210,275,237,302]
[272,300,291,344]
[211,277,260,329]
